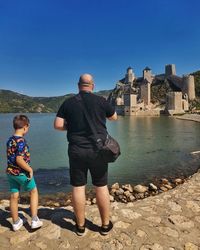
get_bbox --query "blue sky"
[0,0,200,96]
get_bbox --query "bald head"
[78,74,94,86]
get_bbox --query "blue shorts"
[7,174,36,193]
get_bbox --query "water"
[0,113,200,195]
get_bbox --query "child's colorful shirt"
[6,135,31,175]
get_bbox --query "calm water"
[0,113,200,194]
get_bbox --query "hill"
[0,89,112,113]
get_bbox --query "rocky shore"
[175,113,200,123]
[1,169,200,249]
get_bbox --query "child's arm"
[16,156,33,179]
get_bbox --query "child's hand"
[28,169,33,180]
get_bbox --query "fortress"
[108,64,196,116]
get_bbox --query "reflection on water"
[0,114,200,194]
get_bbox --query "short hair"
[13,115,30,129]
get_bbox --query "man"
[54,73,117,236]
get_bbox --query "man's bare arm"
[107,112,117,121]
[54,117,67,131]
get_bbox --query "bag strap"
[76,93,102,145]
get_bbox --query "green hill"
[0,89,111,113]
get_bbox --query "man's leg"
[95,185,110,225]
[72,185,86,226]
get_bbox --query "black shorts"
[68,145,108,187]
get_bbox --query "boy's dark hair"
[13,115,30,129]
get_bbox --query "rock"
[158,227,179,238]
[59,241,71,249]
[149,183,158,191]
[121,209,142,220]
[104,239,123,250]
[135,193,145,199]
[86,200,92,205]
[168,215,194,229]
[159,186,168,192]
[161,178,169,184]
[146,216,161,224]
[92,198,96,204]
[129,195,136,202]
[10,231,36,245]
[168,201,182,212]
[136,229,147,238]
[184,242,199,250]
[164,184,173,190]
[39,223,61,240]
[89,241,102,250]
[174,178,183,185]
[115,188,124,195]
[186,201,200,212]
[111,183,120,190]
[122,184,133,193]
[110,195,115,202]
[35,242,47,249]
[114,221,131,229]
[134,185,148,193]
[119,233,132,246]
[124,190,131,198]
[140,243,163,250]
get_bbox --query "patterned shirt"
[6,135,30,175]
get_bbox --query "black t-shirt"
[56,91,115,148]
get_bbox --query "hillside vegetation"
[0,89,111,113]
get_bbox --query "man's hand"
[108,112,117,121]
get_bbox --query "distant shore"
[175,113,200,123]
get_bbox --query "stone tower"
[182,75,195,100]
[125,67,135,84]
[143,67,153,84]
[165,64,176,76]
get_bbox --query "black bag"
[78,94,121,163]
[99,134,121,162]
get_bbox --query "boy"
[6,115,43,231]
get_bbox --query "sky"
[0,0,200,97]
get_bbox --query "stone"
[10,231,35,245]
[35,242,47,250]
[122,184,133,193]
[134,185,148,193]
[194,216,200,223]
[92,198,96,204]
[161,178,169,184]
[111,182,120,190]
[159,227,179,238]
[149,183,158,191]
[186,201,200,212]
[114,221,130,229]
[136,229,147,238]
[124,190,131,198]
[160,186,168,192]
[140,244,163,250]
[121,209,142,219]
[168,201,182,212]
[110,195,115,202]
[135,193,145,199]
[89,241,102,250]
[168,215,194,229]
[129,195,136,202]
[86,200,92,205]
[105,239,123,250]
[146,216,161,224]
[39,223,61,240]
[59,241,71,249]
[174,178,183,185]
[184,242,199,250]
[115,188,124,195]
[164,184,173,190]
[119,233,132,246]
